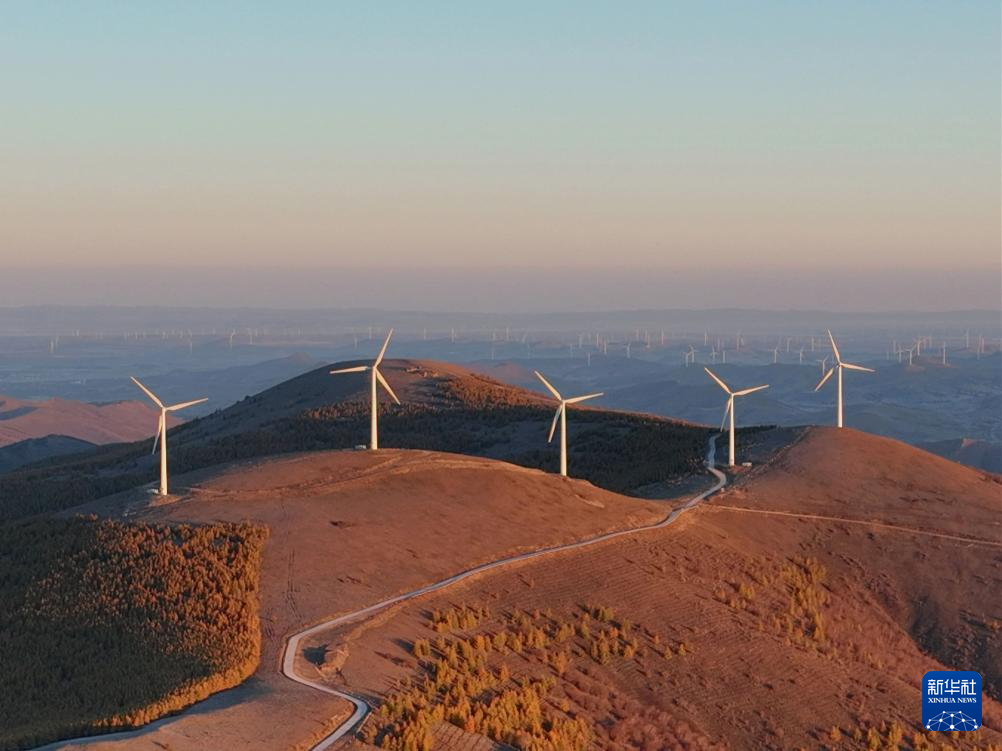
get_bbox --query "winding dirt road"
[281,434,728,750]
[29,436,726,751]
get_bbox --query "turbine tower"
[131,377,207,496]
[704,367,768,467]
[534,370,602,477]
[330,329,400,450]
[814,329,874,428]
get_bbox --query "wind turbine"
[814,330,874,428]
[330,329,400,450]
[534,370,603,477]
[704,367,768,467]
[131,377,207,496]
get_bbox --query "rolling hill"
[11,362,999,750]
[36,448,679,751]
[0,360,711,520]
[291,428,1001,750]
[0,395,170,449]
[0,434,96,473]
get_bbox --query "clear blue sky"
[1,2,999,308]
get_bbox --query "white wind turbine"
[131,377,207,496]
[330,329,400,450]
[534,370,603,477]
[704,368,768,467]
[814,330,874,428]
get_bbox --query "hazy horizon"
[2,265,1000,314]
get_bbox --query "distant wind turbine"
[131,377,207,496]
[330,329,400,450]
[814,330,875,428]
[704,367,768,467]
[534,370,603,477]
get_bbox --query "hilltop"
[1,360,710,520]
[290,428,1001,750]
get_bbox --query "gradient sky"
[2,2,999,308]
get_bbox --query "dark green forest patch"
[0,517,267,750]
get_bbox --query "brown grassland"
[302,428,1002,750]
[42,448,677,751]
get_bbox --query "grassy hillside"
[301,428,1002,750]
[0,517,267,750]
[0,363,710,520]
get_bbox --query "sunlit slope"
[314,432,1001,750]
[43,448,672,751]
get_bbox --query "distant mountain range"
[0,394,171,449]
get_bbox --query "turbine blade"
[152,412,163,455]
[703,367,731,394]
[130,376,164,408]
[827,329,842,364]
[374,367,401,404]
[733,384,769,397]
[534,370,562,400]
[720,398,731,432]
[374,328,394,366]
[565,392,603,404]
[166,397,208,412]
[330,365,369,374]
[841,362,875,373]
[547,403,563,443]
[814,368,834,391]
